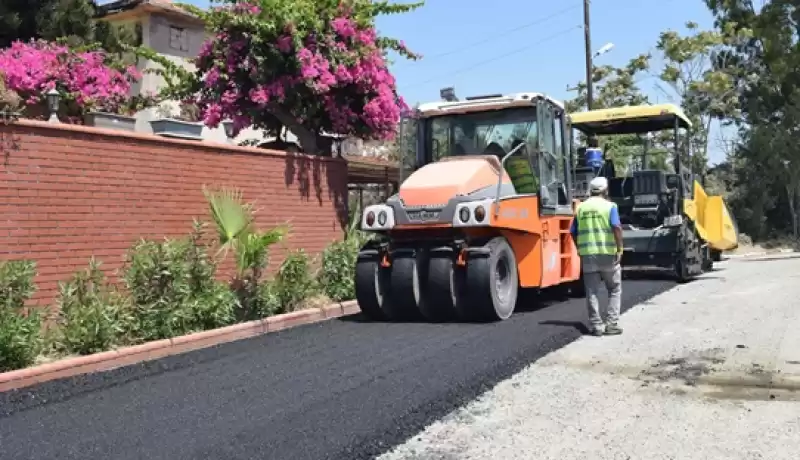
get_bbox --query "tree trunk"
[701,116,713,169]
[268,104,320,154]
[786,184,799,239]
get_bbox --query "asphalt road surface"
[0,278,674,460]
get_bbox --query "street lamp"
[45,88,60,124]
[594,42,614,58]
[222,119,234,143]
[566,43,615,93]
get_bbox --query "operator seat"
[509,139,527,156]
[483,142,506,159]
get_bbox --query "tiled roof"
[97,0,199,20]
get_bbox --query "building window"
[169,26,189,52]
[134,22,143,46]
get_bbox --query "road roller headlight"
[362,204,395,231]
[453,200,493,227]
[459,207,470,223]
[474,205,486,222]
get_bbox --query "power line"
[401,25,583,90]
[397,3,582,66]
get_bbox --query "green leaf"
[202,186,254,248]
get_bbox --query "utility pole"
[583,0,593,110]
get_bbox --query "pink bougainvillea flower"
[191,3,415,148]
[0,40,139,115]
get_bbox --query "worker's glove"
[614,250,623,266]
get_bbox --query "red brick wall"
[0,120,348,307]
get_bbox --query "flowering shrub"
[178,0,422,153]
[0,40,141,115]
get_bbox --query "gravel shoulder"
[379,255,800,460]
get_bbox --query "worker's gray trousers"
[581,256,622,329]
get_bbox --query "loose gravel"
[379,254,800,460]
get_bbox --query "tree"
[0,0,52,47]
[566,54,654,173]
[654,21,747,171]
[173,0,422,155]
[566,54,651,113]
[704,0,800,240]
[0,0,140,53]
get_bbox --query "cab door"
[535,101,563,287]
[537,102,573,216]
[398,115,419,184]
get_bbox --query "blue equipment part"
[585,148,604,169]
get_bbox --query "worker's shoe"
[588,326,604,336]
[604,324,623,335]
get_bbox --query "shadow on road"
[336,287,579,325]
[337,312,375,323]
[623,269,726,282]
[623,270,678,281]
[539,320,591,335]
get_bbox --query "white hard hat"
[589,176,609,193]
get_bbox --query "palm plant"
[202,186,288,319]
[202,186,287,277]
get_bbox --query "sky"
[179,0,726,163]
[381,0,712,102]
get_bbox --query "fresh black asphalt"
[0,278,675,460]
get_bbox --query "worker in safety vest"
[570,176,624,336]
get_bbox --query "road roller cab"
[355,92,583,323]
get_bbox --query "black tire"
[461,237,519,322]
[675,255,691,283]
[420,247,461,322]
[701,245,714,272]
[675,222,699,283]
[385,250,425,321]
[354,249,390,321]
[711,249,722,262]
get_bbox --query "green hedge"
[0,189,368,373]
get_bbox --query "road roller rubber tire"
[354,249,390,321]
[420,247,461,322]
[386,249,425,321]
[461,237,519,322]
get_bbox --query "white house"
[97,0,286,145]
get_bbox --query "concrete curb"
[0,300,361,393]
[724,248,795,259]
